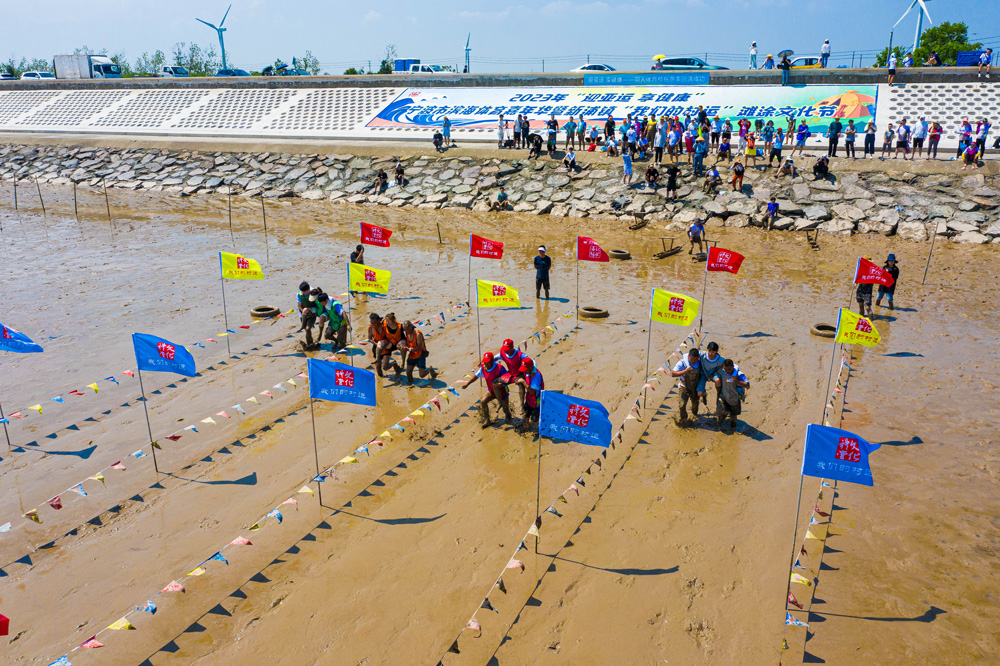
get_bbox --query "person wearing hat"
[671,347,703,425]
[534,246,552,300]
[460,352,513,427]
[515,358,544,433]
[876,254,900,310]
[688,218,706,255]
[367,313,386,374]
[497,338,529,405]
[693,134,708,176]
[855,257,875,319]
[749,42,757,70]
[714,358,750,432]
[762,54,775,70]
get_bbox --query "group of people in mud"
[670,341,750,432]
[459,339,544,433]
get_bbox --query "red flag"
[707,246,745,274]
[787,592,803,609]
[470,234,504,259]
[360,222,392,247]
[577,236,609,262]
[854,257,894,287]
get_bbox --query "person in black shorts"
[664,163,680,202]
[534,245,552,300]
[855,257,875,318]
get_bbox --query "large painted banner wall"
[367,85,878,136]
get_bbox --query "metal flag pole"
[260,192,269,266]
[346,289,355,368]
[575,239,580,330]
[308,397,325,507]
[921,220,940,285]
[219,256,233,358]
[467,234,473,308]
[699,262,709,334]
[135,368,161,477]
[228,188,235,247]
[0,400,12,452]
[535,435,542,555]
[475,278,483,389]
[643,288,654,410]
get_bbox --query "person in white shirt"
[888,52,897,85]
[749,42,758,69]
[894,120,911,161]
[820,40,831,68]
[979,48,992,79]
[911,116,929,158]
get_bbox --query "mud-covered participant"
[401,320,438,386]
[698,342,726,406]
[299,286,323,348]
[377,312,405,377]
[515,358,544,433]
[460,352,513,427]
[367,313,385,372]
[714,359,749,431]
[670,347,702,425]
[315,292,350,350]
[496,338,528,404]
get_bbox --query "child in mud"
[670,348,702,425]
[460,352,514,427]
[714,359,749,432]
[297,281,314,331]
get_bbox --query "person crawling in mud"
[460,352,514,427]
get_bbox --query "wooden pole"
[103,179,112,223]
[12,177,17,211]
[921,220,939,285]
[34,178,45,217]
[73,181,79,220]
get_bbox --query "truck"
[53,54,122,79]
[158,65,190,77]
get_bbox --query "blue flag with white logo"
[308,358,376,407]
[539,391,612,447]
[801,423,880,487]
[0,321,43,353]
[132,333,197,377]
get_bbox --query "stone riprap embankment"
[2,144,999,244]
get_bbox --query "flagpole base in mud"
[308,398,325,508]
[136,368,160,477]
[0,400,12,452]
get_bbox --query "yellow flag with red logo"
[476,279,521,308]
[348,262,392,294]
[833,308,880,347]
[219,251,264,280]
[650,289,700,326]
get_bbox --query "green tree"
[873,46,907,68]
[344,67,361,75]
[2,57,52,76]
[134,50,166,75]
[296,50,320,75]
[912,22,981,65]
[171,42,223,75]
[109,52,132,77]
[378,44,397,74]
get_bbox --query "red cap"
[482,352,494,364]
[501,338,514,351]
[519,358,534,372]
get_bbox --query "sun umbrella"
[778,49,794,59]
[652,54,667,61]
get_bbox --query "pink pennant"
[216,411,231,419]
[111,461,126,470]
[229,536,253,546]
[401,416,415,424]
[430,397,441,410]
[79,636,105,649]
[48,496,63,510]
[163,580,185,593]
[260,390,272,398]
[642,383,656,391]
[465,618,482,637]
[164,434,182,441]
[567,483,579,496]
[506,559,525,572]
[68,390,85,396]
[296,372,307,378]
[122,370,135,377]
[205,338,217,343]
[9,412,23,419]
[370,439,384,448]
[281,498,298,506]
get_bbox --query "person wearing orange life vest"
[401,321,438,386]
[514,358,544,433]
[367,313,386,375]
[377,312,405,377]
[460,352,513,427]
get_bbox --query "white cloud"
[365,10,382,21]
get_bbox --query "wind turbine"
[464,34,471,74]
[890,0,932,55]
[196,4,232,70]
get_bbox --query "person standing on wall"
[820,40,831,68]
[911,116,928,158]
[563,115,577,151]
[778,55,791,85]
[887,51,897,86]
[749,42,758,69]
[442,116,452,148]
[863,119,877,158]
[826,117,843,158]
[577,115,587,152]
[844,120,857,159]
[534,246,552,300]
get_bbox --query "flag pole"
[228,188,235,248]
[0,400,12,452]
[308,398,325,508]
[219,254,232,358]
[260,192,269,266]
[699,264,709,334]
[575,241,580,330]
[346,289,354,368]
[921,220,939,285]
[136,368,160,477]
[535,436,542,555]
[643,289,653,410]
[467,234,473,308]
[475,279,483,390]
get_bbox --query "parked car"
[790,57,821,69]
[53,54,121,79]
[657,57,728,71]
[215,68,251,76]
[158,65,190,77]
[0,72,16,80]
[20,71,57,80]
[571,64,616,72]
[406,64,452,74]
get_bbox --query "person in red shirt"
[460,352,513,427]
[496,338,529,404]
[515,358,544,433]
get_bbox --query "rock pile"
[2,144,999,244]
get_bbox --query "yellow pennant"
[108,618,136,631]
[24,509,41,523]
[348,262,392,294]
[220,251,264,280]
[249,522,260,531]
[87,383,100,393]
[338,456,360,464]
[29,404,42,414]
[89,473,106,485]
[833,308,881,347]
[286,379,297,387]
[650,289,700,327]
[527,523,540,537]
[187,566,206,576]
[782,639,789,650]
[379,431,393,441]
[805,530,820,540]
[297,485,315,497]
[790,573,812,587]
[151,440,162,450]
[201,417,217,425]
[247,396,259,404]
[410,410,424,418]
[476,279,521,308]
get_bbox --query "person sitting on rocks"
[962,142,980,170]
[491,187,509,211]
[812,155,830,179]
[645,163,660,187]
[562,149,577,170]
[433,130,444,151]
[717,136,732,162]
[606,137,619,157]
[702,165,721,194]
[394,162,405,187]
[528,133,543,159]
[775,156,796,179]
[764,196,780,230]
[371,169,388,193]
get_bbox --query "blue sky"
[6,0,999,73]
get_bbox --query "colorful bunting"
[790,573,812,587]
[138,600,157,614]
[187,567,206,577]
[201,417,217,426]
[86,383,99,394]
[338,457,360,465]
[47,496,62,510]
[229,536,252,546]
[163,580,185,593]
[465,618,482,637]
[24,509,41,524]
[107,617,135,630]
[785,612,809,628]
[297,486,315,497]
[79,637,104,649]
[110,461,126,470]
[787,592,803,609]
[70,484,87,497]
[132,450,148,459]
[507,559,525,572]
[527,523,540,537]
[215,411,231,419]
[265,509,283,523]
[480,598,498,613]
[210,552,229,565]
[29,404,42,414]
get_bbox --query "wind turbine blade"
[196,18,218,29]
[916,0,932,23]
[466,33,470,49]
[220,3,232,26]
[892,0,916,30]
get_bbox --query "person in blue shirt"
[688,219,705,255]
[714,358,749,431]
[762,54,775,70]
[622,150,633,186]
[791,121,810,158]
[978,48,992,79]
[534,246,552,300]
[693,135,708,176]
[765,196,780,230]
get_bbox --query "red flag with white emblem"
[706,246,745,274]
[853,257,894,287]
[360,222,392,247]
[470,234,504,259]
[577,236,609,262]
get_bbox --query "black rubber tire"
[579,306,609,319]
[608,249,631,260]
[810,323,837,338]
[653,247,683,260]
[252,305,281,319]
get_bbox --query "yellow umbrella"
[652,54,667,61]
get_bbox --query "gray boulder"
[804,205,831,220]
[952,231,990,244]
[896,221,928,242]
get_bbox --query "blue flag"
[132,333,197,377]
[801,423,880,487]
[539,391,612,448]
[0,322,43,353]
[308,359,376,407]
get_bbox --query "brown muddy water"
[0,185,998,666]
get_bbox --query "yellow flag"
[527,523,540,537]
[249,522,260,531]
[108,618,136,631]
[286,379,297,387]
[348,262,392,294]
[650,289,700,326]
[338,456,359,464]
[379,431,393,441]
[86,382,100,393]
[790,573,812,587]
[805,530,820,540]
[833,308,880,347]
[29,404,42,414]
[187,566,206,577]
[89,473,106,485]
[476,279,521,308]
[201,417,217,425]
[410,410,424,418]
[220,251,264,280]
[24,509,41,523]
[297,485,315,497]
